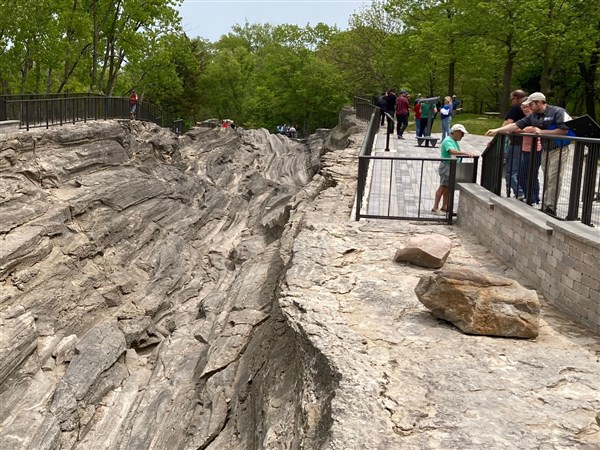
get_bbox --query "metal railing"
[481,133,600,227]
[354,96,377,122]
[355,108,478,224]
[2,95,163,130]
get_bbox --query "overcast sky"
[177,0,371,42]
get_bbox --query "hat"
[522,92,546,105]
[450,124,468,134]
[400,90,408,94]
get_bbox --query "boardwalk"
[364,127,491,219]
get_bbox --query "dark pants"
[396,114,408,137]
[379,108,385,125]
[418,118,433,137]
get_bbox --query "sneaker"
[517,194,525,200]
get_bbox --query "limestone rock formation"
[393,233,452,268]
[0,118,352,449]
[415,269,541,338]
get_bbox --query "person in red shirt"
[413,93,422,136]
[129,90,138,120]
[395,90,410,139]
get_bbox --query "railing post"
[566,141,585,220]
[385,113,393,151]
[356,156,366,221]
[580,142,599,226]
[447,159,456,225]
[25,101,29,131]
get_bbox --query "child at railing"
[517,103,542,204]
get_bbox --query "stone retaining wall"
[457,183,600,334]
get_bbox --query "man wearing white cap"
[485,92,572,215]
[432,124,475,214]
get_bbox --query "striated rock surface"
[1,113,599,449]
[415,269,541,338]
[393,233,452,269]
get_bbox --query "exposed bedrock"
[0,116,362,449]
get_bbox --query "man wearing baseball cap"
[432,123,475,215]
[485,92,572,215]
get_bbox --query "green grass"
[406,113,504,136]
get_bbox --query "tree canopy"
[1,0,598,129]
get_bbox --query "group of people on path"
[432,89,573,217]
[276,124,297,138]
[486,90,573,215]
[376,91,461,140]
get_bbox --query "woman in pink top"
[518,103,542,204]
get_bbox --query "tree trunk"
[578,58,598,122]
[448,57,456,96]
[500,48,515,116]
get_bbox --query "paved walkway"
[364,127,491,219]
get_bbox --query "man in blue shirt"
[486,92,572,215]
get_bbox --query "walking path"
[364,127,491,219]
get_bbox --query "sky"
[177,0,372,42]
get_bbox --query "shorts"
[438,162,450,186]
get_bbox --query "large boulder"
[415,269,540,338]
[394,234,452,269]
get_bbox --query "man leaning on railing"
[485,92,572,215]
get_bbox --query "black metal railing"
[354,96,377,122]
[355,108,478,224]
[2,95,163,130]
[481,132,600,227]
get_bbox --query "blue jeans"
[518,151,541,204]
[504,141,523,197]
[415,118,421,136]
[441,117,451,140]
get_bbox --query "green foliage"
[1,0,598,128]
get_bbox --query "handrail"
[3,95,163,130]
[480,131,599,226]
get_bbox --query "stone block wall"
[457,183,600,334]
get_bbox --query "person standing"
[517,102,542,205]
[384,90,397,130]
[502,89,528,199]
[440,96,452,140]
[129,90,138,120]
[418,99,437,138]
[486,92,572,215]
[432,124,475,214]
[377,92,387,126]
[395,90,410,139]
[414,93,422,136]
[451,95,461,115]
